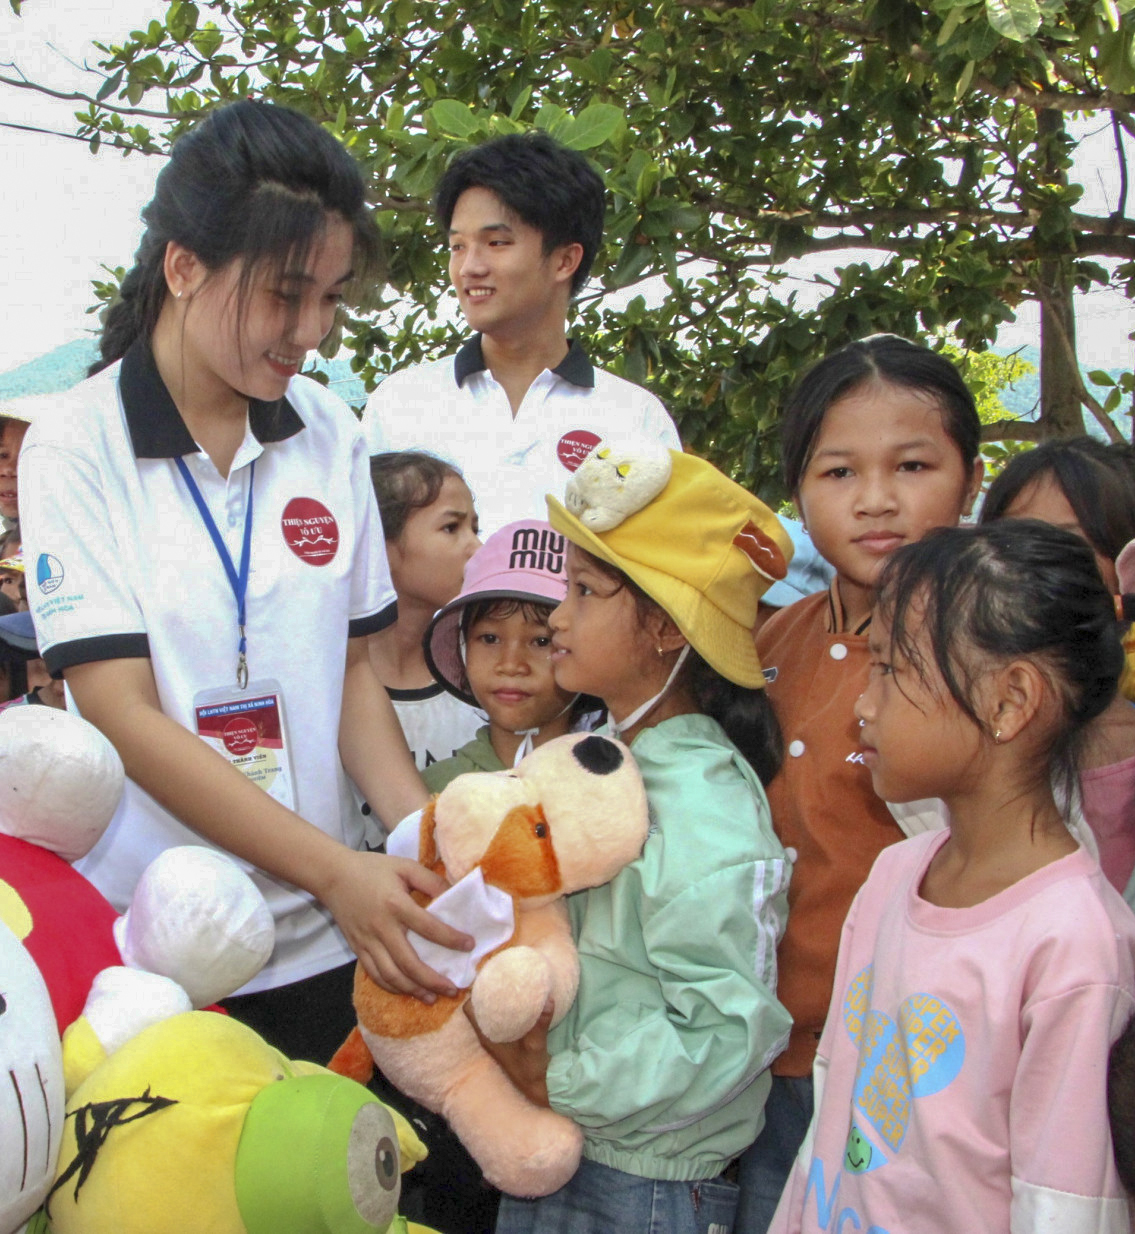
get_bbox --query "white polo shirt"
[362,336,681,536]
[19,341,397,993]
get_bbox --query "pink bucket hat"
[424,519,568,705]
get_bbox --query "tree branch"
[0,119,111,145]
[1114,112,1129,221]
[0,70,189,121]
[687,193,1135,243]
[1031,278,1124,442]
[968,74,1135,116]
[980,419,1046,442]
[781,9,1135,113]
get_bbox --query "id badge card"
[194,678,297,812]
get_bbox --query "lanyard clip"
[237,624,248,690]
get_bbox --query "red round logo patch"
[282,497,340,566]
[222,716,258,757]
[556,430,602,473]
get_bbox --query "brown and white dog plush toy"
[329,733,648,1198]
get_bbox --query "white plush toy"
[0,707,274,1089]
[0,706,124,859]
[563,438,673,532]
[114,846,274,1010]
[0,918,64,1234]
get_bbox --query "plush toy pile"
[0,707,436,1234]
[330,732,649,1198]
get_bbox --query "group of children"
[365,333,1135,1234]
[13,97,1135,1234]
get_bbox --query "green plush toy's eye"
[374,1135,398,1190]
[347,1103,402,1224]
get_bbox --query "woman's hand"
[464,997,553,1108]
[319,849,474,1001]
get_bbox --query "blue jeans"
[734,1074,814,1234]
[495,1157,740,1234]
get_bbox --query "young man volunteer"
[362,132,680,536]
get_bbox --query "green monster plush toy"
[39,1007,438,1234]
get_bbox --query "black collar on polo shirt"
[120,339,306,459]
[452,334,595,390]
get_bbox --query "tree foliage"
[7,0,1135,496]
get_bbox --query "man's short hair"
[435,132,606,297]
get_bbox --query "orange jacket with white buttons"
[756,583,903,1075]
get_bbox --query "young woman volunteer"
[18,100,472,1060]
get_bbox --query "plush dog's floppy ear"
[418,801,440,871]
[480,805,561,898]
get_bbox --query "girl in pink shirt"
[979,436,1135,894]
[772,520,1135,1234]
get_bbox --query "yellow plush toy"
[45,1008,438,1234]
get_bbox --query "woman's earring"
[656,646,664,657]
[994,728,1002,743]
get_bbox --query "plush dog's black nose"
[573,735,624,776]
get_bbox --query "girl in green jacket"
[484,446,794,1234]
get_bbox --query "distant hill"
[0,339,1126,425]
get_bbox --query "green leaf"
[428,99,480,138]
[955,58,976,98]
[984,0,1042,40]
[561,103,625,150]
[937,6,967,44]
[191,24,224,58]
[96,69,123,101]
[1088,370,1117,386]
[609,237,654,288]
[1100,0,1122,31]
[534,102,573,138]
[508,85,533,120]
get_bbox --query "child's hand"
[320,849,474,1002]
[465,996,553,1108]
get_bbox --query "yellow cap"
[547,449,793,688]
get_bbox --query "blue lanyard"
[175,456,255,689]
